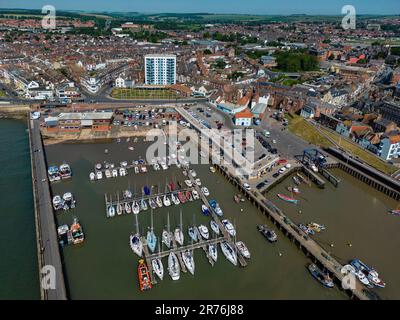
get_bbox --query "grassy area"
[318,126,397,175]
[288,114,397,175]
[111,88,178,100]
[0,90,7,98]
[287,115,333,147]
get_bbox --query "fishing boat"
[257,225,277,242]
[201,205,210,216]
[185,191,193,201]
[287,186,300,194]
[95,163,102,170]
[184,180,192,187]
[156,196,163,208]
[130,234,143,257]
[143,185,151,196]
[105,169,112,179]
[182,250,195,275]
[152,258,164,281]
[210,166,216,173]
[292,176,301,185]
[108,205,115,218]
[220,241,237,266]
[236,241,251,259]
[71,217,84,245]
[171,193,180,205]
[140,199,148,211]
[307,264,334,288]
[342,264,372,287]
[177,192,186,204]
[388,209,400,217]
[195,178,202,186]
[89,172,95,181]
[125,202,132,214]
[209,244,218,262]
[188,226,199,242]
[189,169,197,177]
[198,225,209,240]
[137,259,152,291]
[307,222,326,233]
[52,195,63,211]
[350,259,386,288]
[112,169,118,177]
[149,198,157,210]
[277,193,298,204]
[96,171,103,180]
[298,223,315,235]
[222,219,236,237]
[168,252,180,281]
[132,201,140,215]
[201,187,210,196]
[163,195,171,207]
[210,220,220,235]
[192,190,200,200]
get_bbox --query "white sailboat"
[156,196,163,208]
[210,220,220,235]
[125,202,131,214]
[162,213,172,249]
[163,194,171,207]
[117,194,123,215]
[132,201,140,215]
[220,241,237,266]
[209,243,218,262]
[168,252,180,280]
[152,258,164,281]
[129,214,143,257]
[198,224,209,240]
[174,210,184,246]
[181,250,195,275]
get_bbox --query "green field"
[111,88,179,100]
[0,90,7,98]
[287,115,333,147]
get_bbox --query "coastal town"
[1,4,400,303]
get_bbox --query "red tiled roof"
[235,109,253,119]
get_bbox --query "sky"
[0,0,398,15]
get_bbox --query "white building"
[145,54,176,85]
[115,76,125,88]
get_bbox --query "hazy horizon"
[0,0,398,15]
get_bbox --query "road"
[30,119,67,300]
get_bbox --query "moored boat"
[201,187,209,197]
[184,180,192,187]
[171,193,180,205]
[236,241,250,259]
[132,201,140,215]
[152,258,164,281]
[174,228,184,246]
[108,205,115,218]
[149,198,157,210]
[293,176,301,185]
[70,217,84,245]
[156,196,163,208]
[307,263,334,288]
[130,234,143,257]
[177,192,186,204]
[188,226,199,242]
[168,252,180,280]
[198,224,209,240]
[209,244,218,262]
[350,259,386,288]
[222,219,236,237]
[220,241,237,266]
[210,220,220,235]
[52,195,63,211]
[182,250,195,275]
[257,225,277,242]
[277,193,298,204]
[163,194,171,207]
[138,259,152,291]
[162,230,172,249]
[89,172,95,181]
[192,190,200,200]
[388,209,400,217]
[185,191,193,201]
[125,202,132,214]
[146,230,157,253]
[140,199,148,211]
[201,205,210,216]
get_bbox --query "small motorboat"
[123,190,132,199]
[195,178,202,186]
[188,226,199,242]
[52,195,63,211]
[307,264,334,288]
[236,241,251,259]
[168,252,180,281]
[108,205,115,218]
[117,203,123,215]
[222,219,236,237]
[149,198,157,210]
[220,241,237,266]
[162,230,172,249]
[177,192,186,204]
[350,259,386,288]
[388,209,400,217]
[143,185,151,196]
[112,169,118,177]
[119,167,127,176]
[198,225,209,240]
[156,196,163,208]
[277,193,298,204]
[189,169,197,177]
[210,220,220,235]
[298,223,315,235]
[342,264,372,287]
[138,259,152,291]
[201,205,210,216]
[293,176,301,185]
[174,228,184,246]
[95,163,102,170]
[192,190,200,200]
[210,166,216,173]
[201,187,210,197]
[152,258,164,281]
[129,234,143,257]
[233,194,241,203]
[209,244,218,262]
[287,186,300,194]
[307,222,326,233]
[132,201,140,215]
[257,225,277,242]
[163,195,171,207]
[181,250,195,275]
[89,172,95,181]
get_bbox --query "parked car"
[256,182,267,190]
[243,183,251,191]
[272,172,280,178]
